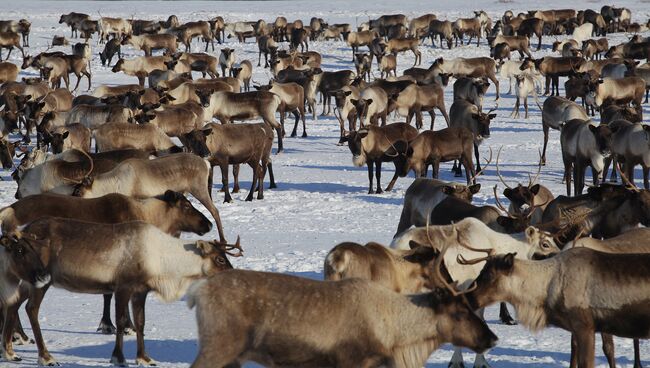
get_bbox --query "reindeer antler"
[217,235,243,257]
[469,146,493,182]
[495,146,513,189]
[527,149,543,187]
[616,163,639,192]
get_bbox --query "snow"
[1,0,649,367]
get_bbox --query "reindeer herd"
[0,3,648,368]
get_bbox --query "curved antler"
[616,163,640,192]
[527,149,543,187]
[470,146,493,182]
[495,146,513,189]
[492,185,509,213]
[62,150,94,184]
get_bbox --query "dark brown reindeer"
[394,127,477,184]
[560,119,612,196]
[0,219,241,366]
[342,123,418,194]
[394,178,482,238]
[521,57,584,96]
[183,123,275,203]
[449,99,497,173]
[495,150,554,225]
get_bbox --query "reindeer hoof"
[232,188,240,193]
[136,356,157,366]
[223,198,233,204]
[245,196,253,202]
[302,133,307,138]
[124,327,136,336]
[376,189,383,194]
[38,356,59,366]
[3,352,22,362]
[500,316,518,325]
[12,333,33,345]
[97,321,117,335]
[257,194,264,200]
[368,190,375,194]
[110,356,128,367]
[269,183,277,189]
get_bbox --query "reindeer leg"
[634,339,642,368]
[26,285,58,366]
[12,311,32,345]
[541,125,550,166]
[367,161,375,194]
[575,328,596,368]
[245,162,258,201]
[267,161,276,189]
[131,291,156,366]
[499,303,517,325]
[524,96,529,119]
[474,143,481,173]
[256,162,265,200]
[2,303,24,362]
[221,163,233,203]
[600,334,616,368]
[110,289,131,367]
[375,161,384,194]
[97,294,117,334]
[569,334,578,368]
[290,110,299,137]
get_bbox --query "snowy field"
[1,0,650,366]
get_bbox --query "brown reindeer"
[0,219,241,366]
[187,268,496,368]
[389,83,450,130]
[396,127,477,184]
[342,123,418,194]
[183,123,275,203]
[0,32,23,60]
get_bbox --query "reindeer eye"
[216,257,226,264]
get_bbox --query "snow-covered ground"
[1,1,649,366]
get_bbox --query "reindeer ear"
[0,235,14,249]
[488,113,497,119]
[62,131,69,139]
[530,184,541,195]
[195,240,214,256]
[469,184,481,194]
[408,240,428,250]
[344,90,352,96]
[588,124,598,134]
[163,189,180,203]
[525,226,536,239]
[442,185,455,195]
[403,246,439,264]
[358,129,369,139]
[471,113,481,120]
[503,187,512,198]
[365,99,373,106]
[202,127,213,137]
[501,253,516,269]
[496,216,512,227]
[350,99,358,105]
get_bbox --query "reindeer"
[511,73,542,119]
[385,37,421,66]
[394,178,481,238]
[428,20,454,49]
[391,218,559,367]
[41,124,90,154]
[560,119,612,196]
[453,77,490,111]
[112,56,171,86]
[466,248,650,368]
[354,53,372,82]
[0,61,17,83]
[183,123,275,203]
[93,122,182,154]
[0,32,23,60]
[539,96,589,165]
[389,83,449,130]
[187,268,497,368]
[341,123,418,194]
[0,190,213,337]
[432,57,500,100]
[585,77,646,109]
[99,38,121,66]
[121,34,177,56]
[449,99,497,172]
[58,12,89,38]
[395,127,477,185]
[0,218,241,366]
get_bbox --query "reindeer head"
[48,131,69,154]
[157,190,212,236]
[588,123,613,157]
[111,59,125,73]
[195,236,243,275]
[340,128,368,167]
[471,109,497,138]
[0,232,52,288]
[0,139,22,169]
[182,127,213,159]
[465,253,516,310]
